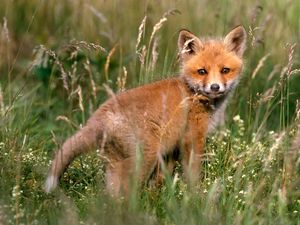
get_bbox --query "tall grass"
[0,0,300,224]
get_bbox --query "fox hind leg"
[106,158,132,197]
[105,150,159,197]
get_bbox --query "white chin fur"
[44,175,58,193]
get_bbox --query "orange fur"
[45,26,247,196]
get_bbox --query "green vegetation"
[0,0,300,224]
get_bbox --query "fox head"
[178,26,247,99]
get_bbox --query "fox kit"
[45,26,247,196]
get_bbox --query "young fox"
[45,26,247,196]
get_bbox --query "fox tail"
[44,125,98,193]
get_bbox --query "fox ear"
[224,25,247,57]
[178,29,203,60]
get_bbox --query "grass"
[0,0,300,224]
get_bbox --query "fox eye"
[197,68,207,75]
[221,67,230,74]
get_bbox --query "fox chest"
[185,99,213,134]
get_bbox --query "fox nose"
[210,83,220,92]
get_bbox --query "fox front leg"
[181,132,206,186]
[181,105,209,186]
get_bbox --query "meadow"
[0,0,300,224]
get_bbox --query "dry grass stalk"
[65,40,106,62]
[286,43,297,78]
[267,64,280,81]
[148,9,179,47]
[56,115,72,124]
[87,4,108,24]
[149,17,167,46]
[138,45,147,67]
[69,46,80,60]
[39,45,69,91]
[289,69,300,76]
[279,43,297,81]
[69,61,77,91]
[251,53,270,79]
[117,66,127,92]
[264,132,285,171]
[71,40,107,53]
[84,59,97,101]
[0,17,11,69]
[295,100,300,120]
[77,85,84,112]
[248,26,262,47]
[104,44,118,82]
[249,11,271,48]
[102,83,116,99]
[258,87,275,104]
[55,115,79,129]
[135,16,147,53]
[151,37,159,71]
[2,17,10,43]
[279,67,288,81]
